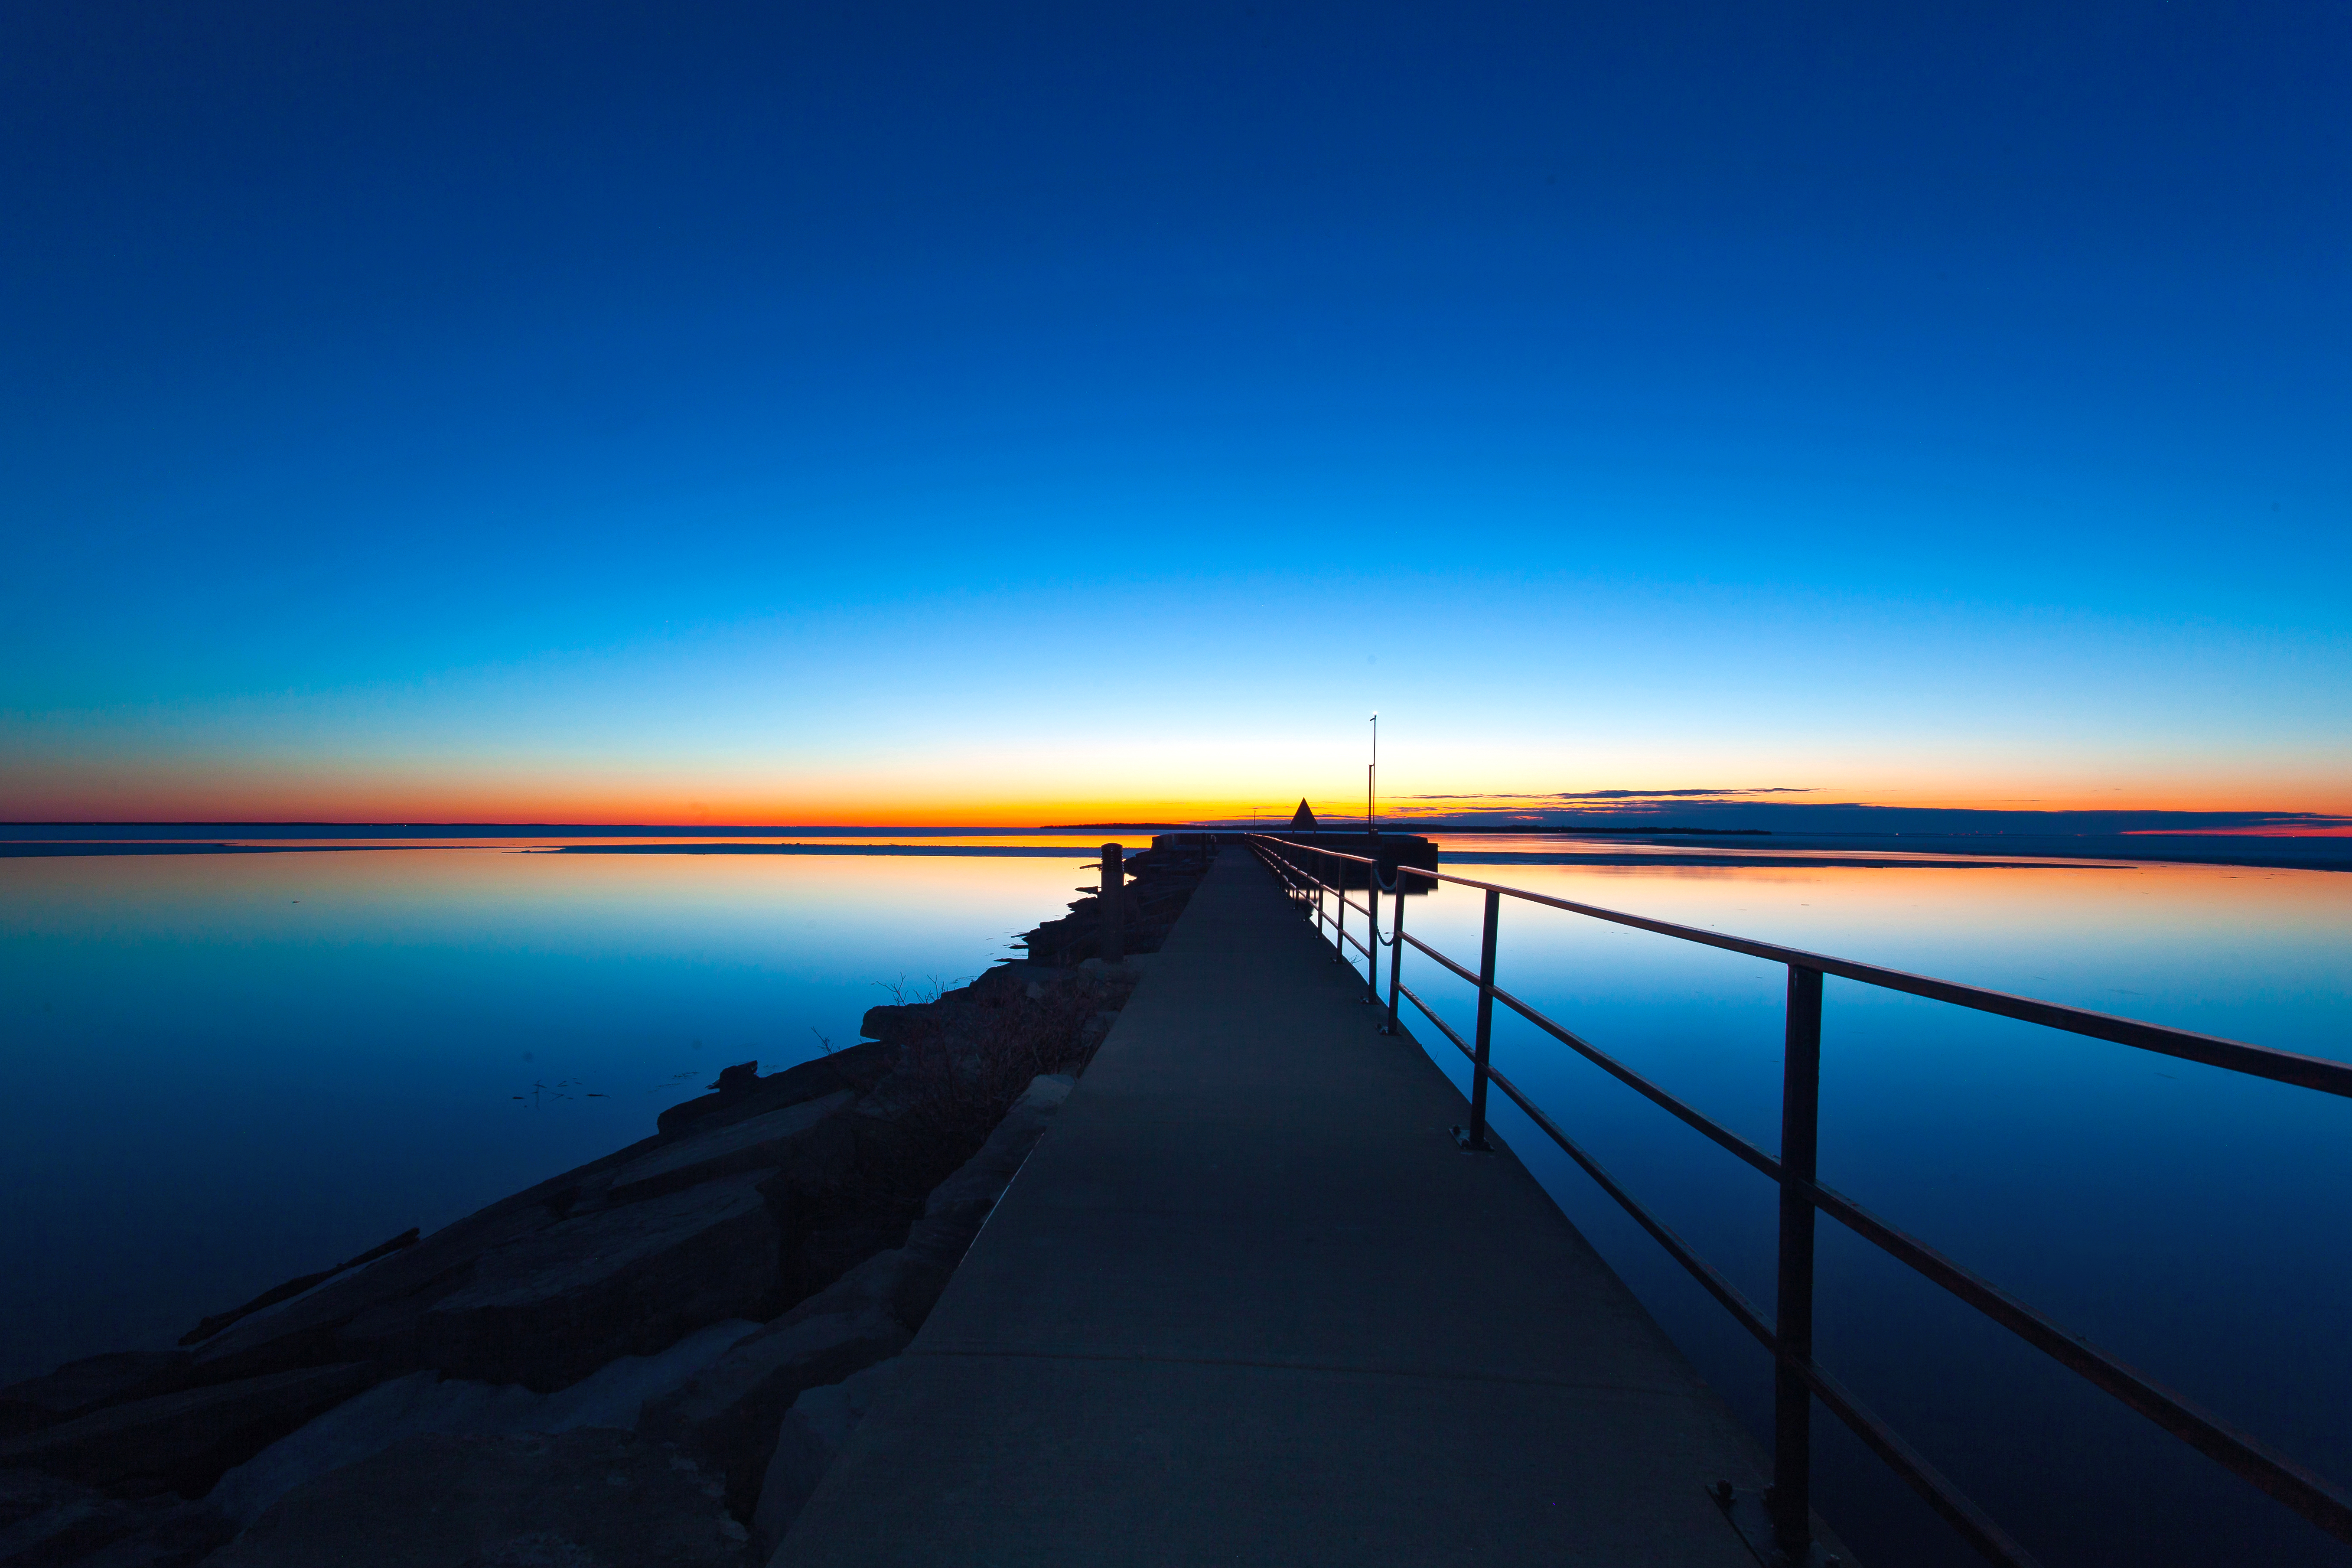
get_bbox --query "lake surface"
[1394,838,2352,1568]
[2,834,2346,1566]
[0,840,1101,1385]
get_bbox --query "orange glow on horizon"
[3,786,2349,827]
[5,766,2349,828]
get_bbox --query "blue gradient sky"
[4,2,2346,821]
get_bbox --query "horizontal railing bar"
[1260,835,2352,1550]
[1796,1358,2044,1568]
[1405,918,2352,1535]
[1396,981,1473,1059]
[1793,1174,2352,1541]
[1419,979,2039,1566]
[1248,837,2351,1099]
[1284,856,1375,925]
[1393,926,1782,1182]
[1398,928,1482,988]
[1487,976,1785,1183]
[1479,1053,1776,1351]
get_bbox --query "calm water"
[3,840,2346,1566]
[0,843,1099,1386]
[1394,842,2352,1568]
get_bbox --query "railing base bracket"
[1450,1125,1494,1153]
[1709,1483,1843,1568]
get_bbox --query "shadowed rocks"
[0,1364,380,1495]
[750,1359,898,1561]
[0,1354,192,1441]
[0,860,1202,1565]
[0,1469,232,1568]
[414,1172,785,1392]
[1014,841,1212,967]
[608,1093,855,1206]
[202,1430,749,1568]
[645,1074,1078,1525]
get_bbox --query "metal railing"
[1246,833,2352,1568]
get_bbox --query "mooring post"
[1100,842,1124,964]
[1772,963,1825,1560]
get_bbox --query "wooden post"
[1100,843,1124,964]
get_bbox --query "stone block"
[206,1318,763,1529]
[0,1363,378,1495]
[190,1183,592,1385]
[907,1073,1071,1248]
[0,1353,190,1439]
[202,1429,749,1568]
[657,1043,896,1137]
[608,1093,854,1205]
[417,1172,782,1392]
[749,1359,898,1561]
[0,1471,232,1568]
[637,1306,909,1516]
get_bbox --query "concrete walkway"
[779,845,1771,1566]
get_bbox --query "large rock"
[187,1167,622,1385]
[0,1353,190,1439]
[186,1104,765,1386]
[638,1073,1077,1519]
[749,1359,898,1561]
[0,1471,232,1568]
[202,1429,749,1568]
[206,1318,762,1529]
[902,1073,1072,1264]
[0,1363,378,1495]
[0,1469,141,1561]
[605,1092,854,1204]
[658,1043,896,1138]
[636,1307,909,1516]
[414,1171,783,1391]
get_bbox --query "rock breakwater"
[0,841,1211,1567]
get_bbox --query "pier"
[780,835,2352,1568]
[779,845,1791,1565]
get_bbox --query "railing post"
[1099,843,1124,965]
[1464,887,1501,1151]
[1772,963,1824,1561]
[1334,849,1348,963]
[1383,868,1404,1033]
[1362,872,1381,1001]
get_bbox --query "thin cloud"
[1402,786,1816,802]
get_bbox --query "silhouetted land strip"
[0,843,401,857]
[7,820,2345,871]
[1443,851,2107,869]
[543,845,1104,858]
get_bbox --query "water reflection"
[4,844,2345,1565]
[0,847,1097,1386]
[1386,858,2351,1568]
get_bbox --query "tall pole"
[1367,712,1378,836]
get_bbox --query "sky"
[4,0,2346,825]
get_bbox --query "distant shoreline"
[3,825,2345,873]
